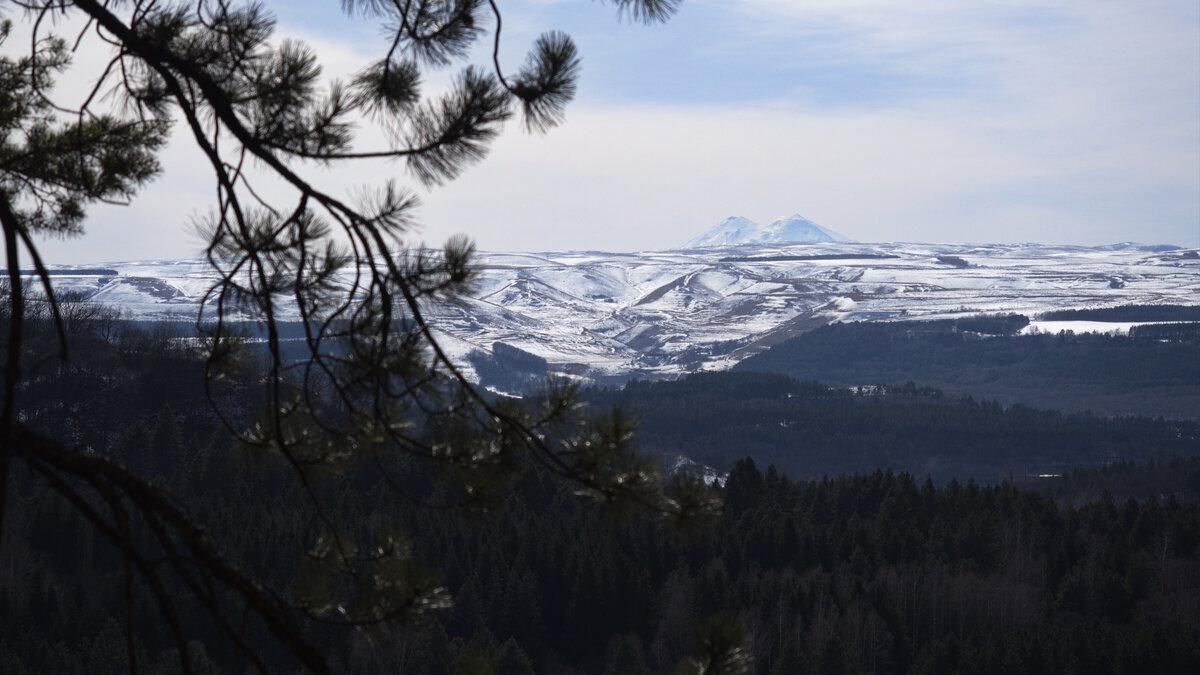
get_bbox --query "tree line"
[734,318,1200,418]
[586,372,1200,484]
[2,306,1198,673]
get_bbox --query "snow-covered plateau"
[32,242,1200,382]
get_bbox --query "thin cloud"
[21,1,1200,263]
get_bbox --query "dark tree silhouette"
[0,1,733,673]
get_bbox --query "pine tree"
[0,1,744,673]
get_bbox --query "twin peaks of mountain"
[684,214,853,248]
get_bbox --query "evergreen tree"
[0,1,735,673]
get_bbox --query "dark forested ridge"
[4,410,1200,673]
[734,316,1200,418]
[1037,304,1200,323]
[395,459,1200,675]
[585,372,1200,484]
[4,307,1199,673]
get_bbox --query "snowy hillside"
[31,242,1200,382]
[685,214,853,248]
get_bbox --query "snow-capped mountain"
[33,242,1200,384]
[757,214,853,244]
[685,214,852,248]
[684,216,760,248]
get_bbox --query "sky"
[15,0,1200,263]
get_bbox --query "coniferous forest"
[2,306,1199,674]
[733,316,1200,419]
[584,371,1199,484]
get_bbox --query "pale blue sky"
[25,0,1200,262]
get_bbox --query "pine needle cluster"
[0,1,745,673]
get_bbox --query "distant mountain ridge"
[685,213,853,248]
[35,242,1200,384]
